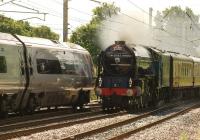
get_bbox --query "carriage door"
[13,44,29,110]
[27,47,34,92]
[19,46,35,109]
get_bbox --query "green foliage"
[32,25,59,40]
[154,6,199,30]
[0,15,59,40]
[91,3,120,24]
[70,3,120,65]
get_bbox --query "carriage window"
[59,51,76,75]
[0,56,7,73]
[60,59,76,74]
[37,59,61,74]
[73,53,91,77]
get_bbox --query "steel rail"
[63,102,182,140]
[0,102,100,126]
[108,103,200,140]
[0,110,101,132]
[0,110,125,139]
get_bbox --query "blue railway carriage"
[0,32,95,115]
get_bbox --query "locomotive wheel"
[126,97,137,112]
[140,95,148,109]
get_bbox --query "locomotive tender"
[96,41,200,110]
[0,32,94,114]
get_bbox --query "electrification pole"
[149,7,153,28]
[63,0,68,42]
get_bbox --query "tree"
[0,15,59,40]
[154,6,200,44]
[153,6,200,56]
[70,3,120,64]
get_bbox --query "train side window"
[60,60,76,75]
[59,51,76,75]
[0,56,7,73]
[37,59,61,74]
[73,53,88,76]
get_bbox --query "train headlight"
[127,89,133,96]
[95,88,102,96]
[129,78,132,87]
[99,77,102,87]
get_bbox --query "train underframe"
[0,89,90,117]
[101,86,200,111]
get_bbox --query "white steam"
[97,14,155,50]
[97,14,200,57]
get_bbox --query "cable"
[19,0,62,15]
[119,11,149,26]
[0,0,15,7]
[127,0,149,15]
[69,7,92,16]
[52,0,62,5]
[11,1,39,12]
[126,0,198,45]
[0,10,47,14]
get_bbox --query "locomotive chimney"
[115,41,125,45]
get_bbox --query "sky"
[1,0,200,41]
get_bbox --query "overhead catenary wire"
[0,0,15,7]
[3,0,191,44]
[126,0,197,46]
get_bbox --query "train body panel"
[0,32,94,113]
[134,46,154,78]
[191,57,200,86]
[161,54,171,87]
[172,54,193,87]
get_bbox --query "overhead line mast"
[63,0,68,42]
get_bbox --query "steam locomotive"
[95,41,200,110]
[0,32,95,115]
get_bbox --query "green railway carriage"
[191,57,200,86]
[160,54,171,88]
[148,48,171,88]
[171,54,193,87]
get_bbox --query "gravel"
[83,103,193,140]
[10,102,200,140]
[126,107,200,140]
[10,113,134,140]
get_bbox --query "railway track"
[0,108,125,139]
[108,102,200,140]
[61,101,199,140]
[1,100,198,140]
[0,102,100,126]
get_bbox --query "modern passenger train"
[0,32,95,115]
